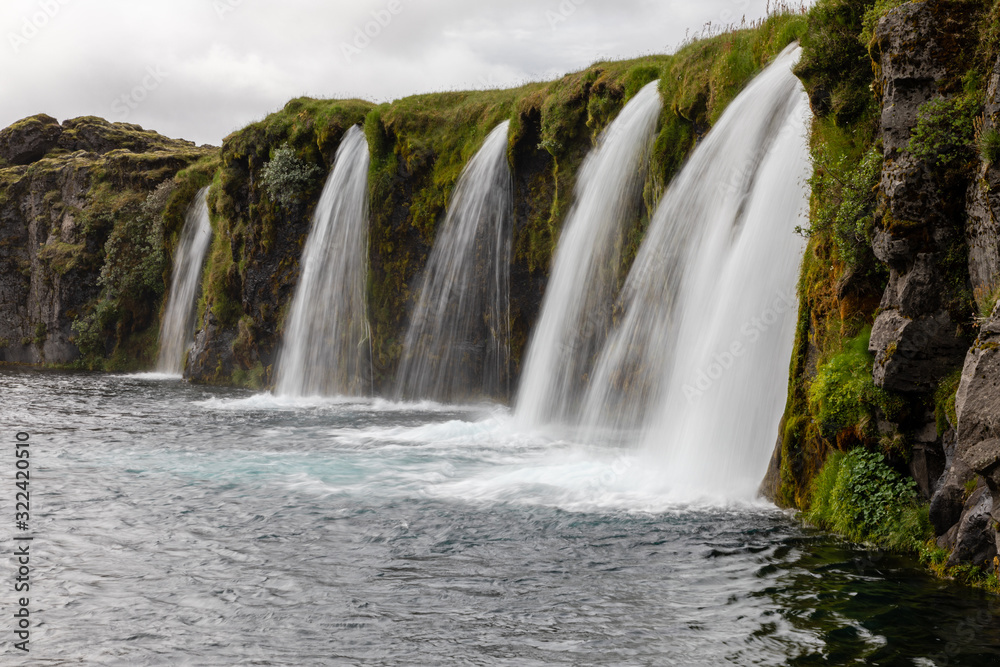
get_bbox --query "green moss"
[37,241,92,275]
[799,142,882,271]
[199,203,240,329]
[163,154,219,242]
[33,322,46,346]
[231,361,268,390]
[934,367,964,435]
[859,0,909,47]
[920,541,1000,593]
[809,326,903,436]
[795,0,877,125]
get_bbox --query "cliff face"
[0,115,213,367]
[766,0,1000,584]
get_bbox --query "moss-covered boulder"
[0,114,63,166]
[0,115,214,367]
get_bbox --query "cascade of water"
[156,187,212,375]
[275,126,372,397]
[395,121,513,402]
[514,81,662,427]
[583,45,811,497]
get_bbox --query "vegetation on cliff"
[771,0,1000,591]
[0,115,213,369]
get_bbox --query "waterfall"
[395,121,513,402]
[275,126,371,397]
[584,44,811,497]
[156,187,212,375]
[515,81,662,427]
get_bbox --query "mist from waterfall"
[275,126,372,397]
[395,121,513,403]
[515,81,662,428]
[156,187,212,375]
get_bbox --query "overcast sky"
[1,0,780,146]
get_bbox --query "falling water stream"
[583,44,811,498]
[155,187,212,375]
[515,80,662,428]
[395,121,513,402]
[275,126,372,397]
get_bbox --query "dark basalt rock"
[872,229,914,271]
[867,3,973,397]
[0,114,63,165]
[186,310,238,383]
[946,485,998,569]
[910,438,945,501]
[880,154,950,229]
[870,309,967,394]
[930,456,975,536]
[875,3,954,158]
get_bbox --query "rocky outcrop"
[945,485,998,569]
[868,2,973,396]
[940,307,1000,559]
[0,115,212,366]
[926,50,1000,567]
[0,114,63,166]
[859,2,1000,569]
[966,55,1000,302]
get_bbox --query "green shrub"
[799,146,882,269]
[808,326,902,436]
[978,125,1000,165]
[260,143,321,208]
[808,448,927,549]
[71,182,174,364]
[908,94,981,169]
[795,0,876,124]
[974,279,1000,319]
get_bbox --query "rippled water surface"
[3,368,999,665]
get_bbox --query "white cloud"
[0,0,780,146]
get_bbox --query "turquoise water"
[3,368,999,665]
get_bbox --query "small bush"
[799,146,882,270]
[71,182,174,363]
[808,326,903,436]
[808,448,927,550]
[974,279,1000,319]
[978,125,1000,165]
[795,0,876,123]
[908,94,981,169]
[261,143,321,208]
